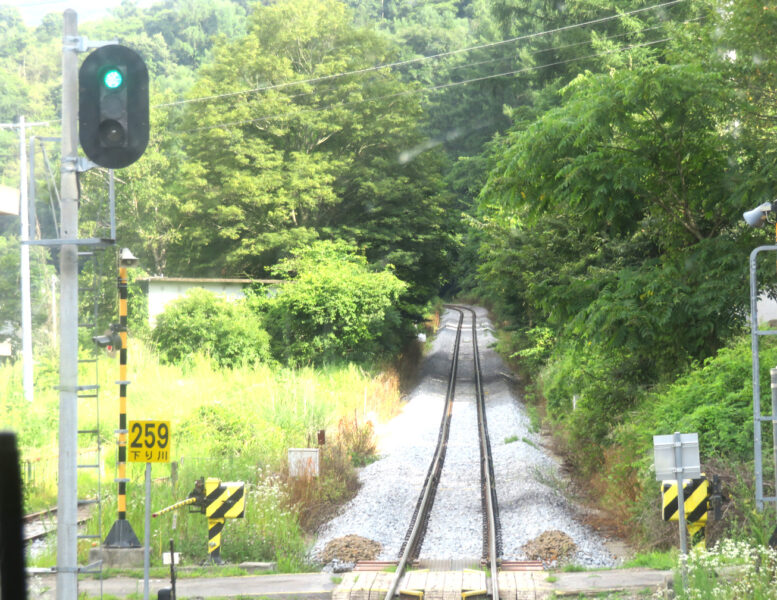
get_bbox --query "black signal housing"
[79,44,149,169]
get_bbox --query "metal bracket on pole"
[63,36,119,53]
[77,157,98,172]
[60,155,77,173]
[61,156,97,173]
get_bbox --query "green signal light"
[103,68,123,89]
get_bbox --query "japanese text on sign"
[128,420,171,463]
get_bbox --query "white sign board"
[653,433,701,481]
[0,185,19,216]
[288,448,319,478]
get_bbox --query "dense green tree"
[144,0,247,67]
[480,50,757,369]
[152,288,271,368]
[252,240,407,365]
[0,6,30,60]
[472,4,777,477]
[719,0,777,204]
[170,0,455,317]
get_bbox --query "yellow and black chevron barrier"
[153,477,245,563]
[662,475,709,550]
[204,477,246,563]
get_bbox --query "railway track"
[383,305,502,600]
[23,504,93,543]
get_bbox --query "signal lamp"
[79,44,149,169]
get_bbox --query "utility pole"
[57,9,79,599]
[19,116,33,402]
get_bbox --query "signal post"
[56,10,149,595]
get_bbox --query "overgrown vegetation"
[674,540,777,599]
[152,288,271,368]
[251,240,408,366]
[467,0,777,553]
[3,341,403,568]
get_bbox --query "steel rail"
[383,307,465,600]
[23,509,91,543]
[464,305,501,600]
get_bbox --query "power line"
[154,0,688,109]
[177,38,670,135]
[443,17,701,76]
[171,21,677,124]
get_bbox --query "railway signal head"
[92,324,122,355]
[79,44,149,169]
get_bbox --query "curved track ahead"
[383,305,502,600]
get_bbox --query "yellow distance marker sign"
[128,420,171,463]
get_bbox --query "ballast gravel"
[312,306,616,569]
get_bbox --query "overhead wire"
[177,38,671,135]
[162,11,695,126]
[171,20,678,125]
[0,1,694,145]
[443,17,702,76]
[154,0,688,109]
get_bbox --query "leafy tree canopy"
[251,239,407,365]
[169,0,455,317]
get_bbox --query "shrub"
[539,341,645,472]
[253,240,407,365]
[151,288,271,368]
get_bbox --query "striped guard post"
[688,521,707,551]
[661,476,709,525]
[203,478,246,562]
[208,517,226,563]
[117,266,129,519]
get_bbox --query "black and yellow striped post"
[662,476,709,551]
[204,478,246,563]
[105,250,140,547]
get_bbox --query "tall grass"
[2,340,403,569]
[669,540,777,599]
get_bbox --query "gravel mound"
[522,530,577,564]
[319,534,382,563]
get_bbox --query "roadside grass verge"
[3,340,403,569]
[623,550,676,570]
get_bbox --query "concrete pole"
[19,115,34,402]
[57,10,79,600]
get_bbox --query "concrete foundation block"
[89,546,144,568]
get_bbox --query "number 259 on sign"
[128,420,171,463]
